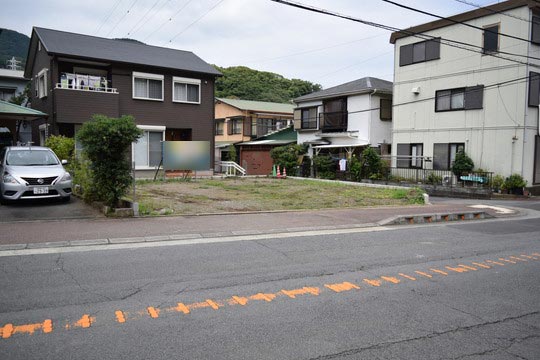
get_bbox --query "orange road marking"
[531,253,540,257]
[414,271,433,278]
[281,287,320,299]
[486,260,505,266]
[499,258,517,264]
[1,324,14,339]
[175,303,190,314]
[42,320,53,334]
[445,266,468,273]
[74,314,93,328]
[147,307,160,319]
[206,299,220,310]
[249,293,276,302]
[231,296,248,306]
[363,278,382,287]
[324,282,360,292]
[472,262,490,269]
[458,264,478,271]
[520,254,534,259]
[381,276,400,284]
[115,311,126,323]
[429,269,448,276]
[510,256,527,262]
[399,273,416,281]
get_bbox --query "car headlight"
[60,172,72,182]
[3,173,20,184]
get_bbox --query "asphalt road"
[0,216,539,359]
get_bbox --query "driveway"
[0,196,103,223]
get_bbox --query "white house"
[293,77,393,159]
[390,0,540,190]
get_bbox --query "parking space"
[0,196,104,223]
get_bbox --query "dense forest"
[0,29,322,102]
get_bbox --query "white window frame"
[132,125,165,170]
[37,68,48,98]
[132,72,164,101]
[172,76,201,104]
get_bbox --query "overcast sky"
[2,0,497,89]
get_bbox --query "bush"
[502,174,527,191]
[426,172,442,185]
[270,144,307,174]
[349,155,362,182]
[45,135,75,162]
[451,150,474,177]
[70,155,94,202]
[228,144,237,163]
[491,174,504,190]
[360,147,383,179]
[313,155,336,179]
[76,115,142,207]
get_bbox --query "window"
[532,15,540,44]
[172,77,200,104]
[380,98,392,120]
[396,143,423,168]
[483,24,499,53]
[215,120,224,135]
[433,143,465,170]
[410,144,423,168]
[36,68,48,98]
[227,118,243,135]
[0,87,16,101]
[133,126,164,168]
[435,86,484,112]
[132,72,163,101]
[301,107,318,129]
[399,38,440,66]
[529,72,540,107]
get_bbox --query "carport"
[0,100,48,147]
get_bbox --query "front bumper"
[1,180,72,200]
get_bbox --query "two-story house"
[390,0,540,191]
[214,98,294,164]
[24,27,221,177]
[0,68,33,144]
[293,77,393,159]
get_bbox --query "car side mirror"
[61,159,68,165]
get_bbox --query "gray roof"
[31,27,221,76]
[294,77,392,103]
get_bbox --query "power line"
[143,0,195,42]
[106,0,140,37]
[130,0,173,37]
[269,0,540,68]
[95,0,124,33]
[165,0,227,45]
[381,0,533,45]
[126,0,162,36]
[453,0,531,23]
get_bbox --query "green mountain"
[0,28,30,69]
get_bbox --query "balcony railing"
[320,111,347,132]
[57,72,118,93]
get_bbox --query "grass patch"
[127,178,425,216]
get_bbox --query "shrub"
[491,174,504,190]
[70,155,95,202]
[451,150,474,177]
[426,172,442,185]
[228,144,237,163]
[360,147,383,179]
[349,155,362,182]
[270,144,307,174]
[502,174,527,190]
[313,155,336,179]
[76,114,142,207]
[45,135,75,162]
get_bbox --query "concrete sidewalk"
[0,202,520,250]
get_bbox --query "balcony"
[320,111,348,132]
[57,72,117,93]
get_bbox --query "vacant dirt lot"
[129,178,424,216]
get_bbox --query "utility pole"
[6,57,21,71]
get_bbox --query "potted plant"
[502,174,527,195]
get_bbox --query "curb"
[377,211,491,226]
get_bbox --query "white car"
[0,146,72,204]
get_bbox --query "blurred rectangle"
[163,141,210,171]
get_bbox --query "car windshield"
[6,150,59,166]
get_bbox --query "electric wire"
[106,0,140,37]
[453,0,531,23]
[143,0,195,42]
[126,0,162,36]
[131,0,174,37]
[95,0,124,33]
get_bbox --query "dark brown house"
[24,27,221,175]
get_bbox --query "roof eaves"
[295,88,392,103]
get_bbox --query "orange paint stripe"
[471,262,490,269]
[249,293,276,302]
[188,302,211,310]
[324,282,360,292]
[363,278,382,287]
[510,256,527,262]
[175,303,190,314]
[74,314,93,329]
[458,264,478,271]
[115,311,126,323]
[429,268,448,276]
[414,271,433,278]
[1,324,14,339]
[445,266,468,273]
[42,320,53,334]
[232,296,248,306]
[399,273,416,281]
[499,258,517,264]
[531,253,540,257]
[206,299,220,310]
[381,276,400,284]
[486,260,505,266]
[520,254,534,259]
[147,307,160,319]
[281,287,320,299]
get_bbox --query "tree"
[360,147,383,179]
[451,150,474,177]
[270,144,306,174]
[76,115,142,208]
[45,135,75,161]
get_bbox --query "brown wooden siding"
[54,88,120,123]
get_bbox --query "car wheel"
[60,195,71,203]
